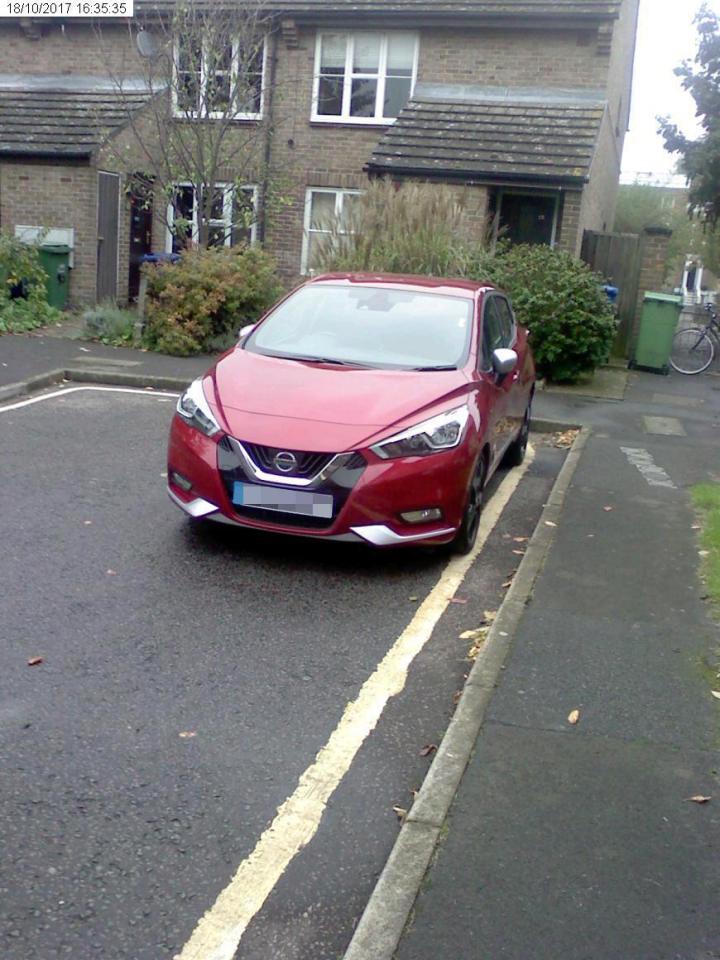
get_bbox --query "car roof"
[309,272,496,299]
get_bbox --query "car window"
[247,284,474,369]
[494,297,516,347]
[481,297,505,370]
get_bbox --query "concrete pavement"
[351,368,720,960]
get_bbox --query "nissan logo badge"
[273,451,298,474]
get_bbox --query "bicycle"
[669,301,720,374]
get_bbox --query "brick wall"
[0,160,98,305]
[631,227,673,347]
[577,107,622,239]
[604,0,641,146]
[556,191,584,256]
[419,27,608,89]
[0,20,138,76]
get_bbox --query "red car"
[167,273,535,552]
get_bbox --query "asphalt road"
[0,385,565,960]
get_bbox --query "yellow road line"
[176,445,535,960]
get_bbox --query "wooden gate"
[581,230,642,356]
[97,171,120,303]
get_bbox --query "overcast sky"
[621,0,719,180]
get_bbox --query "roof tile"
[367,92,606,184]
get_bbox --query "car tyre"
[503,401,531,468]
[452,454,487,555]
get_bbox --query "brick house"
[0,0,639,306]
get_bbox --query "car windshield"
[245,284,474,370]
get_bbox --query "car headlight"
[176,379,222,438]
[371,405,470,460]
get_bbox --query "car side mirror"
[492,348,518,376]
[238,323,256,342]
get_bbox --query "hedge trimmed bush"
[470,245,617,383]
[142,245,281,356]
[0,234,62,334]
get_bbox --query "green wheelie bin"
[630,292,683,374]
[38,244,71,309]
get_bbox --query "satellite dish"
[136,29,159,59]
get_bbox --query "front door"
[128,182,154,302]
[97,171,120,302]
[499,192,557,246]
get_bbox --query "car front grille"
[243,442,334,479]
[217,438,367,530]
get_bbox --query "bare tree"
[97,0,279,250]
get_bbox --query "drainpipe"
[258,27,279,245]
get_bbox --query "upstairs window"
[175,37,265,119]
[313,32,418,124]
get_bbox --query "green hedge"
[142,245,281,356]
[470,245,618,383]
[0,234,62,334]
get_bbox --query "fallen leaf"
[106,569,117,576]
[554,429,578,449]
[544,521,557,528]
[179,731,197,739]
[711,691,720,700]
[699,550,710,558]
[513,536,529,543]
[603,506,614,512]
[692,524,702,530]
[78,346,91,353]
[686,795,712,804]
[452,690,462,705]
[468,639,485,660]
[392,805,408,821]
[450,596,468,605]
[483,610,497,623]
[83,520,92,526]
[409,595,418,602]
[459,628,488,641]
[567,709,581,725]
[502,580,513,589]
[27,657,43,667]
[420,744,437,758]
[512,549,525,556]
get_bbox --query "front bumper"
[167,416,472,547]
[167,485,456,545]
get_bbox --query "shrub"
[0,234,62,334]
[469,245,617,383]
[142,244,281,356]
[314,180,487,278]
[83,302,137,345]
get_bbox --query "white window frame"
[311,31,419,125]
[173,37,267,121]
[165,183,259,253]
[301,187,363,275]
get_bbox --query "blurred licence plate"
[233,482,334,519]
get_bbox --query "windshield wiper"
[280,354,372,368]
[412,364,457,372]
